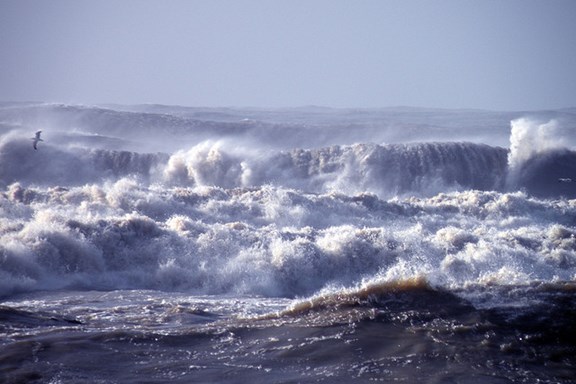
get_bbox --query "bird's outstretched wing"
[32,130,43,150]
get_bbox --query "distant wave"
[0,135,166,186]
[0,103,254,148]
[1,101,544,150]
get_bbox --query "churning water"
[1,103,575,383]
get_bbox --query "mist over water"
[1,103,575,383]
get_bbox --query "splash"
[507,118,568,186]
[505,118,576,196]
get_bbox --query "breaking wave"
[163,141,508,197]
[1,133,508,198]
[1,104,575,301]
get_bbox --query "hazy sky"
[1,0,575,110]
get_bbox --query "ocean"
[1,102,575,383]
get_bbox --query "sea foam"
[1,104,575,298]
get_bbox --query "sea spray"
[507,118,576,197]
[508,118,561,185]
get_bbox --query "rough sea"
[1,103,575,383]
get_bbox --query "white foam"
[1,179,574,298]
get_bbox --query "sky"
[1,0,576,110]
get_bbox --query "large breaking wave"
[0,103,575,299]
[0,135,508,196]
[162,141,508,197]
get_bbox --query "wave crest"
[163,142,508,198]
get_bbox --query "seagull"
[558,178,573,183]
[32,130,43,150]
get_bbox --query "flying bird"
[558,178,573,183]
[32,130,43,150]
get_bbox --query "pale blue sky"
[1,0,575,110]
